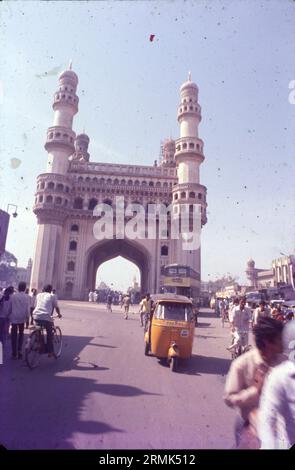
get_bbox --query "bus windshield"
[155,302,193,321]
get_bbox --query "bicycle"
[25,316,62,369]
[229,330,251,360]
[221,308,229,328]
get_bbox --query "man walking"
[10,282,30,359]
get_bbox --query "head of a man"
[43,284,53,293]
[239,297,246,310]
[253,317,284,362]
[18,282,27,292]
[146,293,150,300]
[259,300,266,311]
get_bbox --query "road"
[0,301,237,449]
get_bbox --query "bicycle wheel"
[25,330,41,369]
[52,326,62,358]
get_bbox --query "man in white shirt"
[252,301,270,327]
[258,321,295,448]
[227,297,252,352]
[10,282,30,359]
[33,284,62,357]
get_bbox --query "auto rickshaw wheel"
[144,341,150,356]
[170,356,178,372]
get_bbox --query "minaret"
[45,62,79,174]
[161,139,176,167]
[171,73,207,291]
[30,64,79,292]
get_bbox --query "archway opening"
[84,239,150,301]
[96,256,141,304]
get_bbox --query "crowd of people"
[0,283,61,360]
[224,316,295,449]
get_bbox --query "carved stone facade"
[30,66,207,299]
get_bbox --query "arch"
[161,245,168,256]
[88,198,98,210]
[73,197,83,209]
[47,182,55,189]
[71,224,79,232]
[69,240,77,251]
[181,191,186,199]
[84,239,151,294]
[46,195,53,203]
[189,191,196,199]
[55,196,62,205]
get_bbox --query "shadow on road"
[177,354,231,376]
[0,333,161,449]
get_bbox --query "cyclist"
[32,284,62,357]
[227,297,252,354]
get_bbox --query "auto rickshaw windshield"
[154,302,193,321]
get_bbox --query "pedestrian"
[10,282,30,359]
[224,316,285,448]
[140,293,152,330]
[258,320,295,449]
[29,288,37,325]
[0,286,14,352]
[33,284,62,357]
[122,294,130,319]
[88,290,92,302]
[106,292,113,312]
[252,301,270,327]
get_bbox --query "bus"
[161,264,200,303]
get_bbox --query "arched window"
[121,179,126,185]
[189,191,196,199]
[189,142,194,149]
[149,181,154,187]
[100,178,105,184]
[40,182,45,189]
[103,199,112,206]
[67,261,75,272]
[128,180,133,185]
[78,176,83,182]
[55,197,62,205]
[198,193,202,200]
[38,195,43,203]
[156,181,161,187]
[141,181,147,187]
[85,177,91,183]
[93,177,98,183]
[161,245,168,256]
[48,182,54,189]
[181,192,186,199]
[69,240,77,251]
[46,195,53,203]
[73,197,83,209]
[88,198,98,210]
[114,179,119,185]
[163,182,168,187]
[174,193,178,200]
[107,178,112,185]
[71,224,79,232]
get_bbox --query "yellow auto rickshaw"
[144,293,195,372]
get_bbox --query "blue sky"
[1,0,295,289]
